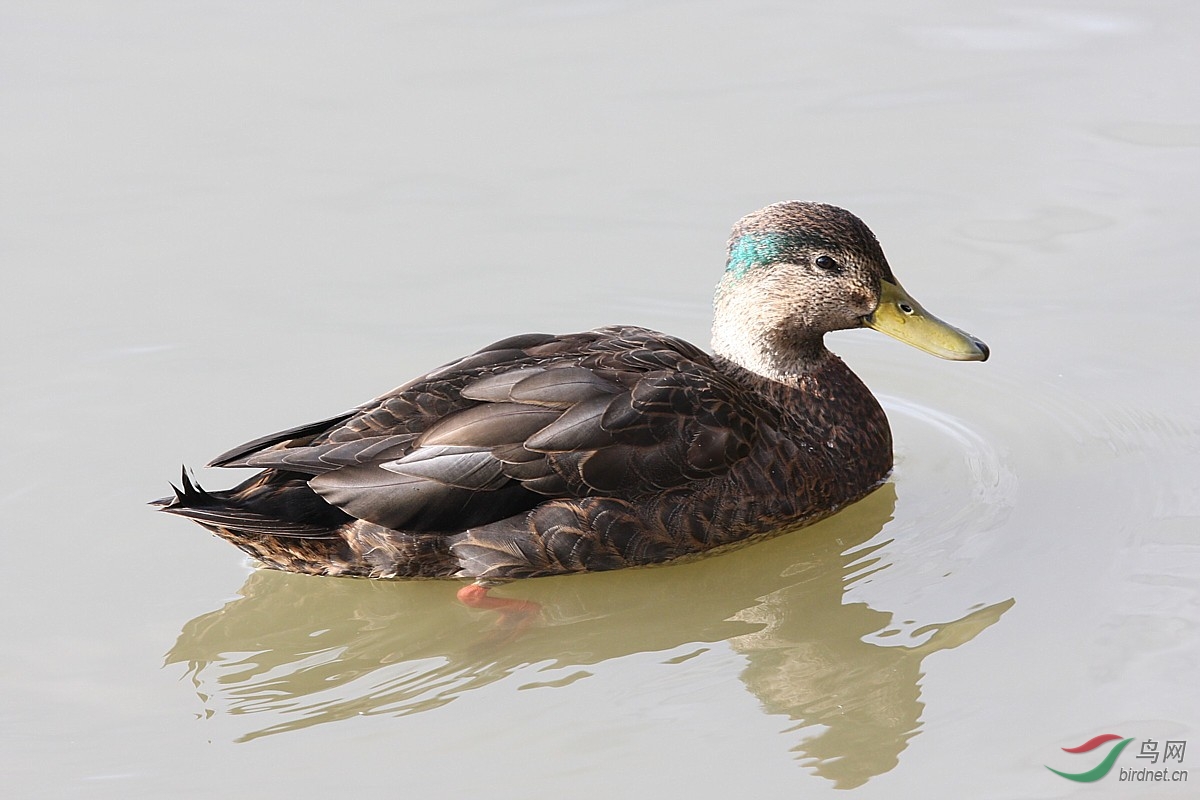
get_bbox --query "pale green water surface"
[2,2,1198,798]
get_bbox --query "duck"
[155,202,988,608]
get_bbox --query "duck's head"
[712,201,988,382]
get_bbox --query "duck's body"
[157,202,987,583]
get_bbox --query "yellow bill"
[865,279,989,361]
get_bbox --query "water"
[3,2,1197,797]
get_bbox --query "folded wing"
[208,327,761,534]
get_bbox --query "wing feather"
[202,326,762,535]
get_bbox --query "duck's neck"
[711,299,829,387]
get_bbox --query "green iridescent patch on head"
[725,228,843,280]
[725,232,793,278]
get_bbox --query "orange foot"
[457,583,541,642]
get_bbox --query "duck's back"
[159,325,892,579]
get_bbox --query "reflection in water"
[166,484,1011,787]
[731,572,1010,788]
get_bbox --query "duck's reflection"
[166,483,1011,787]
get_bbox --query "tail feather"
[154,466,339,538]
[148,466,207,508]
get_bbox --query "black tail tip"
[150,466,208,509]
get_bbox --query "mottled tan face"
[719,201,988,361]
[720,202,894,339]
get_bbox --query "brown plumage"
[154,202,988,582]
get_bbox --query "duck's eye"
[814,255,841,272]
